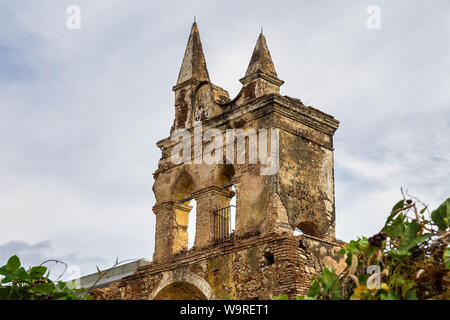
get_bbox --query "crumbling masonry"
[91,22,346,300]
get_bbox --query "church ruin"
[91,22,346,300]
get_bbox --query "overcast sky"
[1,0,449,279]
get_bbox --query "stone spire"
[175,22,210,87]
[239,32,283,100]
[243,33,279,80]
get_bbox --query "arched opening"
[172,172,197,253]
[229,185,236,234]
[153,282,207,300]
[172,172,195,202]
[297,221,320,237]
[214,165,236,243]
[217,164,235,187]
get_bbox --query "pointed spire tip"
[244,32,278,79]
[176,20,210,86]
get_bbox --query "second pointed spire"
[244,33,279,80]
[239,32,284,101]
[176,22,210,86]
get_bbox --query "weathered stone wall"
[301,235,347,274]
[91,233,343,300]
[278,129,336,240]
[96,24,345,300]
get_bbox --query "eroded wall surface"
[91,234,344,300]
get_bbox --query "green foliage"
[277,195,450,301]
[0,255,88,300]
[397,221,430,252]
[431,198,450,231]
[307,267,341,300]
[387,249,410,260]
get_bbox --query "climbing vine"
[0,255,88,300]
[275,196,450,300]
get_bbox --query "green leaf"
[57,281,67,290]
[358,237,370,252]
[16,267,29,281]
[384,200,406,227]
[321,268,335,289]
[343,240,361,267]
[28,266,47,280]
[399,233,430,252]
[392,200,405,213]
[345,253,353,267]
[6,255,21,273]
[96,266,102,275]
[385,215,406,238]
[0,265,11,277]
[30,283,53,295]
[388,249,411,260]
[307,279,320,298]
[431,198,450,231]
[398,221,430,251]
[319,267,341,299]
[404,290,417,300]
[401,280,416,298]
[347,240,361,255]
[1,271,14,284]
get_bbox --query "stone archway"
[150,271,215,300]
[154,282,207,300]
[172,170,196,202]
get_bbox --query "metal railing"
[213,205,235,244]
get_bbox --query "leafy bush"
[0,255,88,300]
[276,197,450,300]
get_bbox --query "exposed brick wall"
[90,233,343,300]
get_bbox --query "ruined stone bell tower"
[152,22,339,262]
[92,23,345,300]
